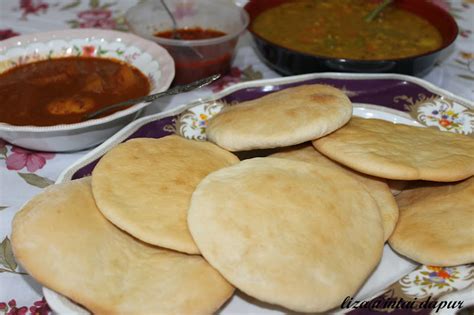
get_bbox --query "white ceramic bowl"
[0,29,175,152]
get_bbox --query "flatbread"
[188,158,384,313]
[313,117,474,182]
[92,135,239,254]
[206,84,352,151]
[11,178,234,315]
[271,144,399,241]
[389,177,474,266]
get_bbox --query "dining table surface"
[0,0,473,314]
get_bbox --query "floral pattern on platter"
[399,265,474,298]
[364,264,474,313]
[414,99,473,136]
[394,94,474,136]
[174,100,226,140]
[0,37,161,90]
[5,147,54,173]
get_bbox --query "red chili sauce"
[155,27,226,40]
[155,27,233,84]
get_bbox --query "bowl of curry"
[244,0,458,76]
[126,0,249,85]
[0,29,175,152]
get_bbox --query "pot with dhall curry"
[244,0,458,76]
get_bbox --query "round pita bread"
[389,177,474,266]
[11,178,234,315]
[313,117,474,182]
[206,84,352,151]
[92,135,239,254]
[271,144,399,241]
[188,158,384,312]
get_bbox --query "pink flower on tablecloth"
[5,147,55,172]
[77,8,117,29]
[19,0,49,20]
[0,29,20,40]
[211,67,242,92]
[28,298,50,315]
[5,300,27,315]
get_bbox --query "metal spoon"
[83,74,220,120]
[160,0,180,39]
[365,0,393,22]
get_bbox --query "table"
[0,0,473,313]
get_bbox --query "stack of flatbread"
[11,84,474,314]
[12,136,239,314]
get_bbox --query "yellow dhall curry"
[251,0,443,60]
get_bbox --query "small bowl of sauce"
[126,0,249,84]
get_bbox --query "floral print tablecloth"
[0,0,473,314]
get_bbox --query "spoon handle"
[84,74,221,120]
[365,0,393,22]
[157,0,204,59]
[160,0,179,39]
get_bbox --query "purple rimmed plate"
[44,73,473,314]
